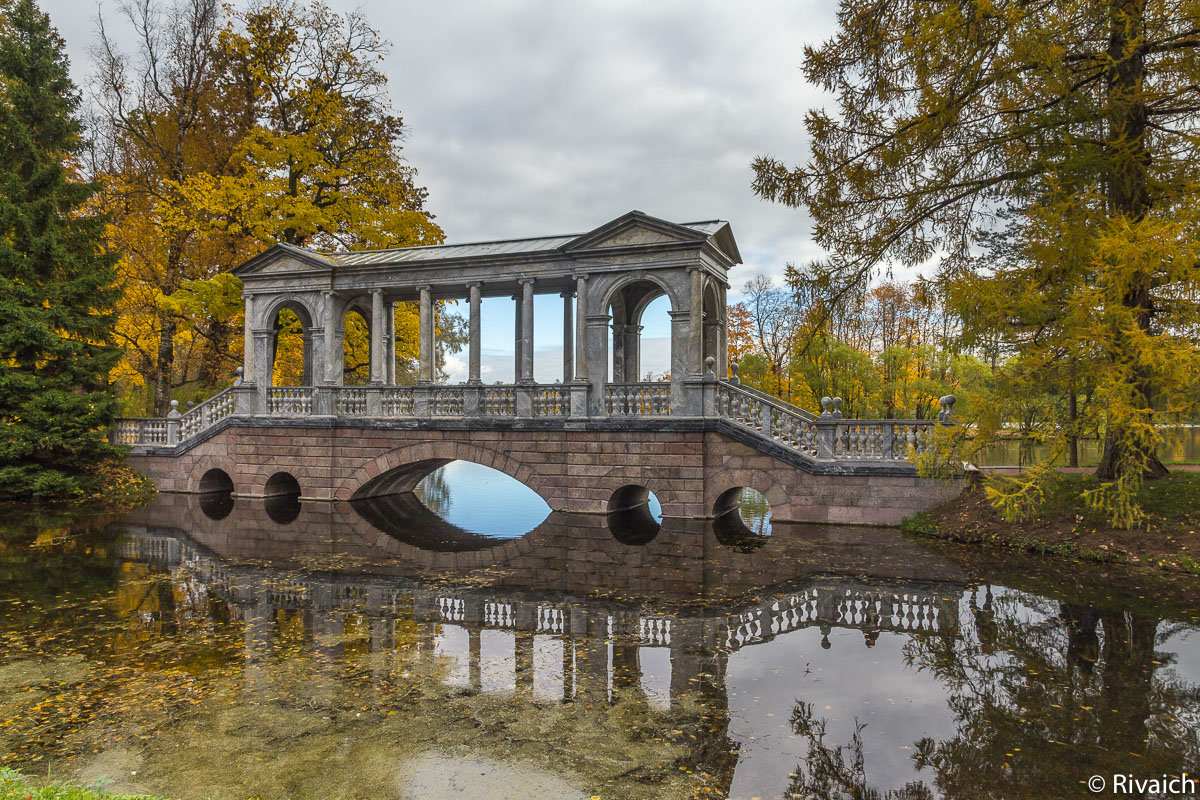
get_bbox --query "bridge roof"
[231,211,741,278]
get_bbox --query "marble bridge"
[115,211,960,525]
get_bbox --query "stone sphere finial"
[167,399,181,419]
[820,396,833,416]
[832,396,843,419]
[938,394,957,423]
[729,361,740,385]
[703,356,716,381]
[235,366,244,384]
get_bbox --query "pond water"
[1,474,1198,800]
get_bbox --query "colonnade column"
[623,324,642,382]
[689,267,704,376]
[574,275,589,382]
[717,281,729,379]
[242,294,255,383]
[369,288,385,384]
[384,300,396,384]
[519,278,535,383]
[561,291,574,382]
[322,291,338,385]
[467,282,482,384]
[418,285,433,384]
[611,322,626,384]
[513,289,523,382]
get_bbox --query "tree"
[742,275,801,398]
[173,0,444,251]
[93,0,252,415]
[0,0,121,498]
[754,0,1200,525]
[94,0,453,413]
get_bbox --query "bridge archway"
[705,468,791,523]
[340,441,556,506]
[603,275,679,383]
[263,298,316,386]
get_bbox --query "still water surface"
[0,466,1198,799]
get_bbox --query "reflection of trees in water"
[785,585,1200,799]
[413,467,452,516]
[786,701,934,799]
[738,487,772,535]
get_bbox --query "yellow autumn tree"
[96,0,453,409]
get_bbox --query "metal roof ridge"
[321,217,731,260]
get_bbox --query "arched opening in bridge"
[607,280,672,383]
[350,460,550,548]
[199,467,234,494]
[198,468,235,520]
[270,302,314,386]
[263,471,302,524]
[712,487,772,550]
[264,471,301,497]
[341,301,372,385]
[413,461,550,537]
[606,484,662,545]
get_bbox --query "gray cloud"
[49,0,838,296]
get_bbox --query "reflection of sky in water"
[414,460,550,537]
[646,492,662,522]
[737,487,772,535]
[725,626,956,800]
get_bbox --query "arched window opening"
[607,281,671,384]
[271,308,306,386]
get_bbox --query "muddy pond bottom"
[1,492,1198,800]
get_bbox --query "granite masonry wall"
[126,422,961,526]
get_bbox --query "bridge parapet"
[113,376,951,474]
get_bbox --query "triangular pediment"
[231,243,335,277]
[563,211,708,253]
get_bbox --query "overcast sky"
[43,0,840,381]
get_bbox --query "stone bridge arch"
[335,439,559,506]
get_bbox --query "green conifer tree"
[0,0,121,499]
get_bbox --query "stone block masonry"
[127,420,960,526]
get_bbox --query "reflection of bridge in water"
[113,493,967,795]
[117,493,964,698]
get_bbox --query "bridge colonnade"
[235,211,734,420]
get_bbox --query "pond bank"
[0,768,166,800]
[902,472,1200,575]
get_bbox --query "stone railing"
[112,365,953,471]
[604,382,671,416]
[481,385,516,416]
[113,418,170,446]
[533,385,570,417]
[715,380,944,464]
[267,387,312,415]
[179,387,237,440]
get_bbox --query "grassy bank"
[903,472,1200,575]
[0,461,156,517]
[0,769,164,800]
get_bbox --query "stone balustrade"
[113,372,953,473]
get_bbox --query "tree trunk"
[1068,387,1079,468]
[1097,0,1169,481]
[153,312,176,417]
